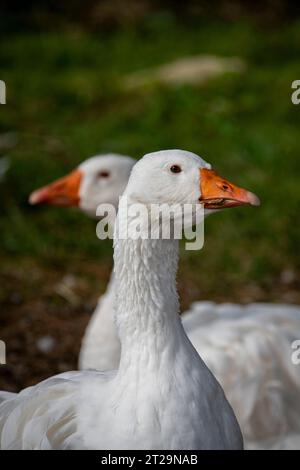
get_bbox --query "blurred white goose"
[31,152,300,449]
[0,150,250,450]
[30,153,135,371]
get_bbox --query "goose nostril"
[222,184,229,191]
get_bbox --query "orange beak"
[29,169,82,207]
[199,168,260,209]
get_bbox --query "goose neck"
[113,234,182,368]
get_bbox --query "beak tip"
[28,191,39,205]
[29,188,47,205]
[248,192,261,207]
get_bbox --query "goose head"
[124,149,260,211]
[29,154,135,217]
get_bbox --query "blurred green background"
[1,1,300,390]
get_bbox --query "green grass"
[1,18,300,298]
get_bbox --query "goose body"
[78,273,120,370]
[1,149,249,449]
[81,296,300,448]
[183,302,300,449]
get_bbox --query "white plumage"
[78,273,120,371]
[183,302,300,449]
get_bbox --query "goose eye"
[97,170,110,178]
[170,165,182,174]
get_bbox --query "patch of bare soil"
[0,260,110,392]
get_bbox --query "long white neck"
[112,200,201,386]
[114,236,184,371]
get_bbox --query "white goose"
[30,153,135,371]
[30,152,300,449]
[0,149,252,450]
